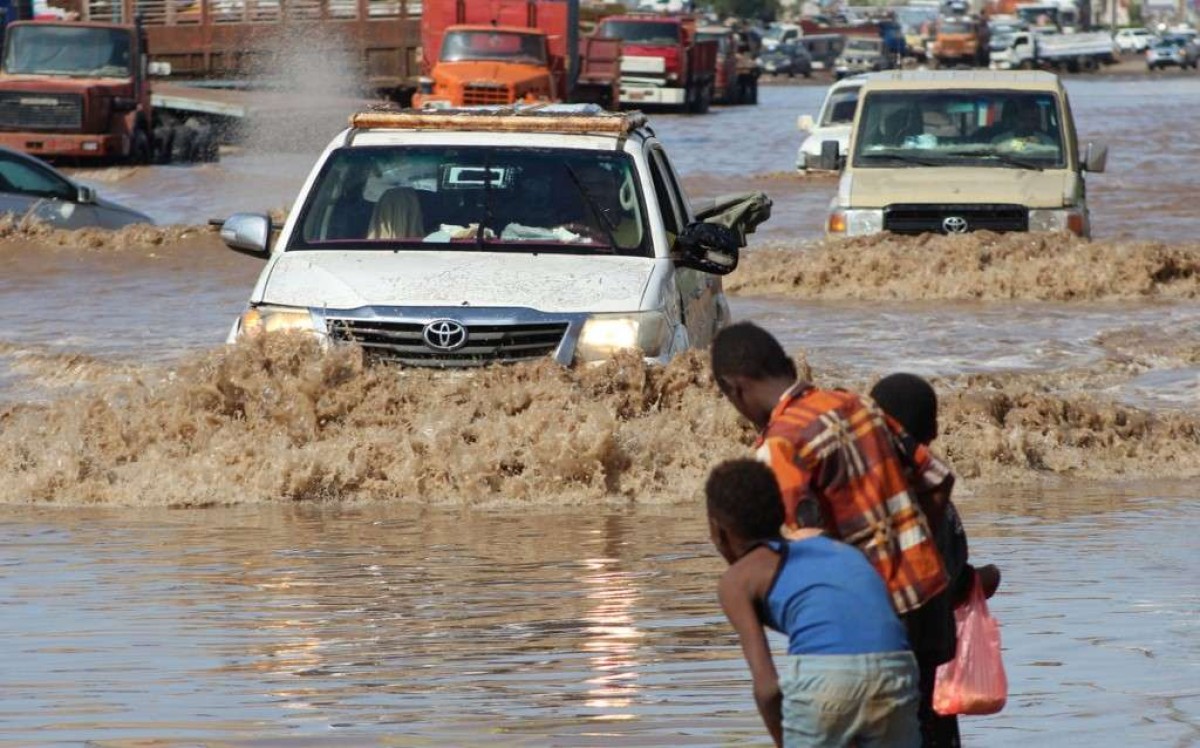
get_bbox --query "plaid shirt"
[755,383,948,614]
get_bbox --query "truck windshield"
[853,90,1066,169]
[439,31,547,64]
[2,25,132,77]
[294,146,650,257]
[938,21,973,34]
[598,21,680,45]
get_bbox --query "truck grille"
[326,318,568,368]
[883,204,1029,235]
[462,83,511,105]
[0,92,84,131]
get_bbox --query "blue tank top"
[762,536,910,656]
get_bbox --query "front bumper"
[618,85,687,105]
[0,131,124,158]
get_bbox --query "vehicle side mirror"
[220,213,272,257]
[75,185,97,204]
[674,222,739,275]
[797,114,815,132]
[1083,142,1108,173]
[817,140,842,171]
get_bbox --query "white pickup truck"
[989,30,1117,72]
[218,105,770,367]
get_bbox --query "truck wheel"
[745,77,758,105]
[691,82,712,114]
[171,124,197,163]
[130,129,152,165]
[153,124,175,165]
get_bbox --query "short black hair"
[870,372,938,445]
[705,459,785,539]
[710,322,797,383]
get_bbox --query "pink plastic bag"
[933,575,1008,716]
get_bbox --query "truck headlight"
[575,311,670,363]
[827,209,884,236]
[1028,208,1087,237]
[237,305,321,337]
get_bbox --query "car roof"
[346,105,651,140]
[860,69,1061,90]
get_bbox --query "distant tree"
[709,0,780,22]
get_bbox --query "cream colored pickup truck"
[820,70,1107,238]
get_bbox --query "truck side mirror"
[674,222,739,275]
[817,140,841,171]
[797,114,815,131]
[220,213,272,257]
[1083,142,1108,173]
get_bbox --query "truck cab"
[823,71,1107,239]
[932,15,989,67]
[596,15,718,113]
[0,20,153,162]
[415,26,557,108]
[218,106,771,367]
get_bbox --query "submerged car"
[796,76,862,171]
[834,37,891,79]
[0,146,152,228]
[218,105,771,368]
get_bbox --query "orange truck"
[931,15,991,67]
[413,0,621,109]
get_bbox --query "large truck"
[413,0,621,109]
[696,25,758,105]
[0,19,166,163]
[594,14,718,113]
[931,14,989,67]
[989,30,1117,71]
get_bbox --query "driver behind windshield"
[989,103,1057,150]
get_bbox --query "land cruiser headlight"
[827,209,884,236]
[1029,208,1087,237]
[575,311,670,363]
[238,305,320,338]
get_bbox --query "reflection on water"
[0,487,1195,746]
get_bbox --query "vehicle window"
[697,33,730,54]
[846,38,881,52]
[2,25,132,77]
[439,30,546,64]
[0,153,73,200]
[652,147,692,225]
[821,86,860,125]
[597,21,680,45]
[938,21,973,34]
[647,149,682,236]
[853,89,1065,169]
[293,146,649,257]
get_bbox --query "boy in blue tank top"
[707,459,921,748]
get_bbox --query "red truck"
[594,14,718,113]
[413,0,621,109]
[0,19,158,162]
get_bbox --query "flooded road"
[2,75,1198,745]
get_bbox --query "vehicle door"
[646,143,726,347]
[0,150,98,228]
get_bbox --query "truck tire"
[153,124,175,164]
[744,77,758,105]
[1081,56,1098,73]
[690,82,712,114]
[130,128,152,165]
[171,124,197,163]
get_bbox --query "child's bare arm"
[718,552,783,747]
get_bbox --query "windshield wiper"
[859,152,944,167]
[564,164,618,252]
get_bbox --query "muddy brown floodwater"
[1,77,1197,746]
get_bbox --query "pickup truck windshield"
[294,146,650,256]
[853,90,1066,169]
[439,30,547,64]
[598,21,680,45]
[2,26,132,77]
[938,21,974,34]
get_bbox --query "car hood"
[847,166,1074,208]
[258,250,656,312]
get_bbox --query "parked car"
[218,106,773,368]
[0,146,152,228]
[759,41,813,77]
[1113,27,1155,53]
[1147,35,1199,70]
[796,76,862,172]
[834,37,892,79]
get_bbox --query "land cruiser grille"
[0,92,84,131]
[883,204,1029,235]
[462,83,511,106]
[327,319,568,368]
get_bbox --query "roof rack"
[348,105,649,136]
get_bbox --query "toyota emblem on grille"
[942,216,969,234]
[422,319,468,351]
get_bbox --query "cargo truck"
[989,30,1117,71]
[594,14,718,113]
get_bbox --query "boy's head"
[869,372,938,445]
[705,459,784,564]
[710,322,798,429]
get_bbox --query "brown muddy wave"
[729,233,1200,301]
[0,215,214,253]
[1,336,1195,507]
